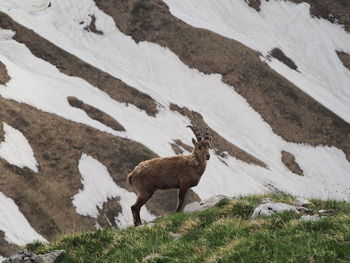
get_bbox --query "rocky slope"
[0,0,349,258]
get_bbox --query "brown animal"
[127,125,212,226]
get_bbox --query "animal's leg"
[131,191,153,226]
[176,188,188,212]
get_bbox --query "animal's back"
[129,155,190,190]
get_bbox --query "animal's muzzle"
[205,154,210,160]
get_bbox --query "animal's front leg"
[176,188,188,212]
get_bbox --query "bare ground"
[337,51,350,71]
[93,0,350,163]
[281,151,304,176]
[269,48,298,71]
[245,0,350,32]
[67,96,125,132]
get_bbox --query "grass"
[26,194,350,263]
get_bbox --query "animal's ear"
[192,138,197,146]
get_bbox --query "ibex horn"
[187,125,203,141]
[204,127,211,140]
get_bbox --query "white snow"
[162,0,350,124]
[0,191,46,245]
[72,153,155,228]
[0,122,39,172]
[0,0,348,206]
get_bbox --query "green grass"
[26,194,350,263]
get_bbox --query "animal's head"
[187,125,212,160]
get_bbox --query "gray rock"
[35,250,65,263]
[184,195,231,213]
[170,233,181,240]
[300,215,322,221]
[295,198,312,207]
[2,251,36,263]
[251,202,299,219]
[296,206,311,213]
[261,198,272,204]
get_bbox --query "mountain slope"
[0,0,349,258]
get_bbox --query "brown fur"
[127,134,211,226]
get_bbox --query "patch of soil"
[245,0,261,11]
[289,0,350,32]
[170,143,183,154]
[0,12,157,116]
[174,139,193,153]
[170,104,267,167]
[0,231,19,257]
[0,97,199,255]
[97,197,122,227]
[269,48,298,71]
[281,150,304,176]
[94,0,350,162]
[68,96,125,131]
[84,14,103,35]
[337,51,350,71]
[0,61,10,85]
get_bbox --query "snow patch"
[163,0,350,123]
[72,154,155,228]
[0,191,46,245]
[0,123,39,172]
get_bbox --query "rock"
[318,209,334,215]
[184,195,231,213]
[2,250,37,263]
[170,233,181,240]
[300,215,322,221]
[261,198,272,204]
[295,206,311,213]
[35,250,65,263]
[295,198,312,207]
[251,202,298,219]
[142,254,161,262]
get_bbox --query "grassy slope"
[26,194,350,263]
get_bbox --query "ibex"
[127,126,212,226]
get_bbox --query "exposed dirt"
[337,51,350,71]
[281,151,304,176]
[84,14,103,35]
[289,0,350,32]
[0,231,20,257]
[170,143,183,155]
[245,0,261,11]
[0,61,10,85]
[94,0,350,162]
[269,48,298,71]
[97,197,122,227]
[0,12,157,116]
[68,96,125,131]
[245,0,350,32]
[170,104,267,168]
[0,97,199,255]
[174,139,193,153]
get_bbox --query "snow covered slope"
[163,0,350,123]
[0,0,349,256]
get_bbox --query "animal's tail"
[127,171,134,188]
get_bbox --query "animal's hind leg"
[131,191,154,226]
[176,188,188,212]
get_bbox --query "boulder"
[295,198,312,207]
[183,195,231,213]
[35,250,65,263]
[300,215,323,221]
[251,202,299,219]
[2,250,65,263]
